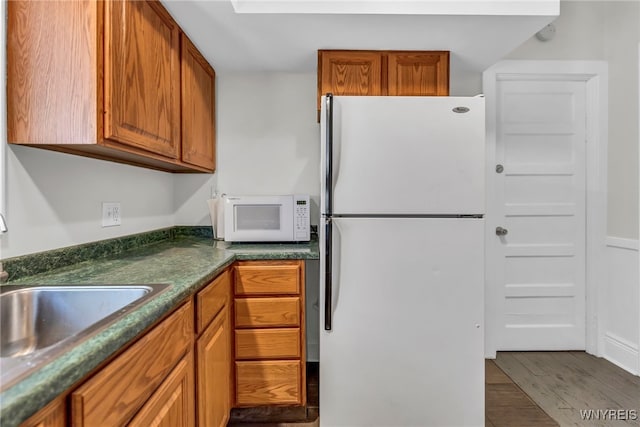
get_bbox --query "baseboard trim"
[603,332,639,375]
[606,237,639,251]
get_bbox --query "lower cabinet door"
[197,308,231,427]
[235,360,302,406]
[128,352,195,427]
[71,302,193,427]
[19,396,66,427]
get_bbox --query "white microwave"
[223,194,310,242]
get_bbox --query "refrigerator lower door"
[320,217,484,427]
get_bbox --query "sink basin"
[0,284,170,390]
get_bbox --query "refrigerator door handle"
[323,93,334,331]
[324,93,333,216]
[324,216,333,331]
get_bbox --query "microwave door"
[236,204,281,230]
[224,197,294,241]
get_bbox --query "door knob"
[495,227,508,236]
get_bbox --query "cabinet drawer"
[71,301,193,427]
[235,360,302,406]
[234,262,301,295]
[235,297,300,328]
[197,269,230,333]
[235,328,301,359]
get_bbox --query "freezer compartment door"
[319,217,484,427]
[321,96,485,215]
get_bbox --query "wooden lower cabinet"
[20,260,309,426]
[128,352,195,427]
[196,273,232,427]
[70,301,193,427]
[233,260,306,407]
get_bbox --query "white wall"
[174,72,323,360]
[604,238,639,374]
[506,1,605,60]
[174,72,322,226]
[0,146,175,259]
[604,2,640,239]
[506,0,639,240]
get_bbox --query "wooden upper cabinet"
[387,51,449,96]
[104,0,180,159]
[7,0,215,173]
[317,50,383,110]
[181,34,216,171]
[317,50,450,116]
[7,0,100,145]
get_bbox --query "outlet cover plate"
[102,202,121,227]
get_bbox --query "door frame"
[483,60,608,358]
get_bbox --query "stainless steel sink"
[0,284,171,390]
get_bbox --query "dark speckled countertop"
[0,228,318,427]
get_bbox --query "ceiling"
[161,0,558,75]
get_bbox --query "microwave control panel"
[294,194,310,241]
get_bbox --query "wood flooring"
[486,359,559,427]
[495,351,640,427]
[228,353,640,426]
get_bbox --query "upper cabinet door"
[181,35,216,171]
[317,50,450,120]
[386,51,449,96]
[318,50,383,110]
[104,0,181,159]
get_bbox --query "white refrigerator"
[319,95,485,427]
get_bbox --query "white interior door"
[489,79,587,350]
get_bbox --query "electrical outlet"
[102,202,121,227]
